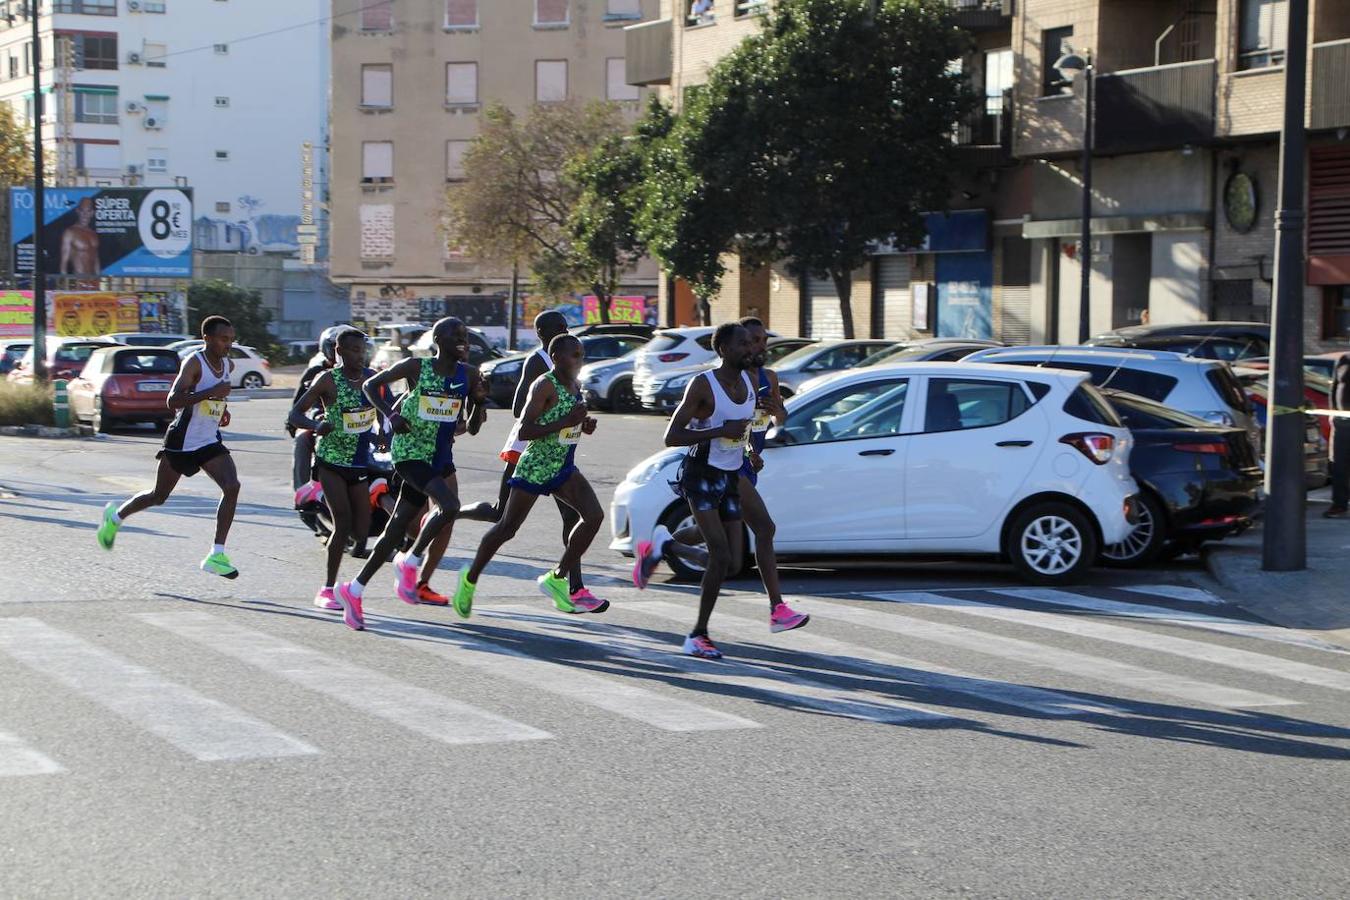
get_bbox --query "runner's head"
[334,328,367,370]
[430,317,469,361]
[534,310,568,345]
[548,333,584,379]
[713,322,752,370]
[200,315,235,358]
[739,316,768,368]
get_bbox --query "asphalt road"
[0,398,1347,898]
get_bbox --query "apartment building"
[328,0,661,339]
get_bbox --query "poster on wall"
[582,295,659,326]
[935,253,993,340]
[911,283,929,332]
[53,293,140,337]
[0,291,34,338]
[11,187,194,278]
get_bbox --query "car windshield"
[645,334,686,354]
[1104,390,1211,429]
[764,342,808,365]
[113,352,180,375]
[772,344,826,367]
[54,344,102,363]
[860,345,942,366]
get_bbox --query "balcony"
[955,91,1012,168]
[1094,59,1215,154]
[948,0,1012,32]
[624,17,672,87]
[1311,39,1350,131]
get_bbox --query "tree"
[444,101,627,320]
[188,279,278,356]
[647,0,976,337]
[0,105,34,188]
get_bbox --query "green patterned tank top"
[514,372,582,486]
[316,367,376,468]
[392,358,467,466]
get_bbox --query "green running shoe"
[537,570,577,613]
[452,566,476,620]
[200,551,239,579]
[97,502,120,551]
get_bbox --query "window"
[1063,384,1123,427]
[144,40,167,67]
[924,378,1032,433]
[687,0,714,26]
[782,379,910,444]
[63,33,118,70]
[113,352,179,376]
[1239,0,1287,70]
[361,0,393,31]
[445,139,469,181]
[144,98,168,125]
[213,43,229,55]
[1325,286,1350,339]
[1005,360,1180,403]
[23,41,31,74]
[53,0,115,14]
[606,58,639,101]
[8,55,16,80]
[75,141,120,172]
[215,201,230,213]
[735,0,768,17]
[535,0,568,26]
[446,0,477,28]
[361,64,392,107]
[445,62,478,105]
[74,88,118,124]
[360,204,395,258]
[214,96,229,107]
[535,59,567,102]
[1041,26,1074,96]
[146,148,167,172]
[984,47,1013,117]
[606,0,641,20]
[214,150,230,161]
[362,141,394,181]
[143,1,167,12]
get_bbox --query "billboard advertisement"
[11,187,193,278]
[0,290,185,338]
[582,295,658,326]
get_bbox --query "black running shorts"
[394,459,455,508]
[158,442,230,478]
[674,457,742,522]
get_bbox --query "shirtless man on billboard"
[59,196,100,275]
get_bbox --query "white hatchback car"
[610,362,1139,584]
[632,327,717,408]
[172,341,273,389]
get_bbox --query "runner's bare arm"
[362,357,421,425]
[287,371,338,435]
[166,355,222,410]
[512,353,550,417]
[517,375,584,439]
[465,368,489,436]
[765,369,788,426]
[664,377,736,446]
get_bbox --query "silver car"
[771,339,897,397]
[580,352,641,412]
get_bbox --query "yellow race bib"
[418,392,462,423]
[198,399,226,423]
[751,408,772,433]
[716,427,748,453]
[559,423,583,446]
[341,406,377,434]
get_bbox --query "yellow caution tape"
[1268,404,1350,419]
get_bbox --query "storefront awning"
[1022,212,1208,239]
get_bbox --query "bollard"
[52,379,69,429]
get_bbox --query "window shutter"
[362,141,393,179]
[446,62,478,104]
[536,60,567,102]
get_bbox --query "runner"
[633,317,809,634]
[287,328,378,611]
[452,334,606,619]
[289,325,341,493]
[460,309,607,612]
[96,315,242,578]
[334,317,488,631]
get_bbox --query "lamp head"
[1054,51,1089,81]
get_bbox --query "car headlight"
[627,451,680,485]
[664,373,694,390]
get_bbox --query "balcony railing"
[1094,58,1215,154]
[955,91,1012,166]
[624,17,672,87]
[1311,39,1350,131]
[948,0,1012,31]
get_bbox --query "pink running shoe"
[392,551,420,605]
[681,634,722,660]
[770,603,810,633]
[294,480,323,508]
[313,587,341,611]
[568,588,610,614]
[336,582,365,631]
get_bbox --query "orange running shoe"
[416,583,450,606]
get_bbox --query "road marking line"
[1116,584,1225,606]
[482,605,955,725]
[813,597,1297,709]
[993,588,1349,655]
[360,614,760,733]
[0,728,63,777]
[874,591,1350,695]
[0,619,317,762]
[137,611,550,747]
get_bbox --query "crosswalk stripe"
[873,591,1350,695]
[481,605,955,725]
[804,597,1297,709]
[0,619,317,762]
[992,588,1349,655]
[1115,584,1225,606]
[360,614,760,733]
[0,728,63,777]
[137,611,551,747]
[638,599,1122,717]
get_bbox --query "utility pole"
[29,0,47,382]
[1262,0,1309,572]
[507,261,519,350]
[1077,52,1094,344]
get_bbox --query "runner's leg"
[551,472,603,579]
[350,479,373,552]
[200,453,241,547]
[689,506,733,636]
[738,477,782,610]
[466,487,540,583]
[316,466,353,588]
[419,474,458,586]
[355,495,420,586]
[409,475,460,558]
[460,461,513,522]
[292,431,316,490]
[554,497,586,593]
[116,456,182,521]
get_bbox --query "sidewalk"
[1204,486,1350,647]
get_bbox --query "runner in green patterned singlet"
[454,333,607,619]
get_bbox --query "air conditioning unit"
[128,52,142,64]
[125,101,142,113]
[125,164,142,174]
[143,116,161,129]
[127,0,141,10]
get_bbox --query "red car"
[68,345,182,432]
[6,338,118,385]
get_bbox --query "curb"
[0,424,85,439]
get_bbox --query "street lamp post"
[29,0,47,382]
[1055,48,1094,344]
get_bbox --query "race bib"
[418,391,462,423]
[559,423,583,446]
[341,406,377,434]
[716,427,748,453]
[198,399,226,423]
[751,408,773,433]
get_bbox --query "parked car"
[480,332,649,408]
[633,327,718,409]
[570,322,655,341]
[409,325,501,368]
[0,341,30,375]
[1234,366,1335,443]
[1237,377,1331,489]
[1084,332,1262,363]
[581,351,642,413]
[965,345,1261,456]
[7,338,118,384]
[174,342,273,389]
[1088,321,1271,358]
[68,346,182,433]
[611,363,1139,585]
[636,335,803,412]
[1235,353,1347,382]
[101,332,192,348]
[768,339,897,397]
[1097,388,1261,567]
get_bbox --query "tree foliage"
[0,105,34,188]
[188,279,279,357]
[641,0,976,336]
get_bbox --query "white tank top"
[500,346,554,458]
[164,350,231,452]
[690,369,755,471]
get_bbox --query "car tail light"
[1173,441,1228,456]
[657,352,689,363]
[1060,432,1116,465]
[104,379,122,397]
[260,360,271,369]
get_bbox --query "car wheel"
[1101,492,1166,568]
[92,410,114,434]
[241,372,265,389]
[1007,502,1097,584]
[657,504,748,582]
[610,378,639,413]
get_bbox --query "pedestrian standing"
[1326,352,1350,518]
